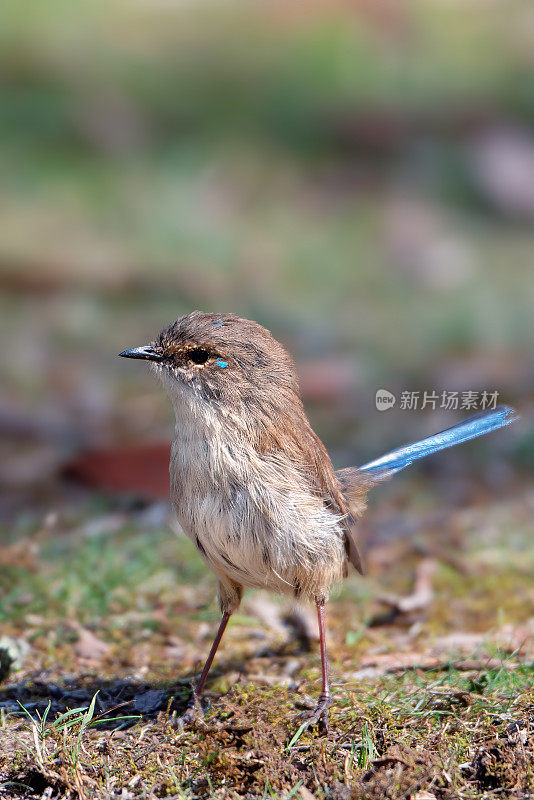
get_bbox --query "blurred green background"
[0,0,532,520]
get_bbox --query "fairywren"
[120,310,516,731]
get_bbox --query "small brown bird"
[119,311,516,731]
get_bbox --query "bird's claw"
[171,693,204,730]
[297,693,331,734]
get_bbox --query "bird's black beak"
[118,345,163,361]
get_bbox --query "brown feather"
[250,380,371,576]
[154,311,372,591]
[335,467,379,574]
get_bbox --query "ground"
[0,479,532,799]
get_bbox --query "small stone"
[0,636,30,680]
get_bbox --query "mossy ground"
[1,486,532,799]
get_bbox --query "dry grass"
[1,670,533,799]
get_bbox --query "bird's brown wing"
[293,424,371,576]
[335,466,379,575]
[343,517,364,575]
[252,398,371,575]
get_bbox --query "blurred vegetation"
[0,2,533,460]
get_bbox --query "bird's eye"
[188,348,210,365]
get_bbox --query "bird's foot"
[297,693,331,734]
[171,693,204,730]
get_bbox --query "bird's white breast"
[163,371,346,598]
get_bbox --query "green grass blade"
[286,722,308,750]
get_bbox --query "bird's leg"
[175,578,242,728]
[174,611,231,728]
[299,597,332,733]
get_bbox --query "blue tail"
[359,405,518,480]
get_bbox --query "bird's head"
[119,311,299,414]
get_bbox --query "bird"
[119,310,517,731]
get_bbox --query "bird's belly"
[172,482,346,598]
[173,487,281,590]
[170,435,346,598]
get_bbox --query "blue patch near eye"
[214,318,223,328]
[216,359,228,368]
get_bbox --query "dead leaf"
[352,651,507,679]
[378,558,437,613]
[72,623,111,661]
[431,631,486,656]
